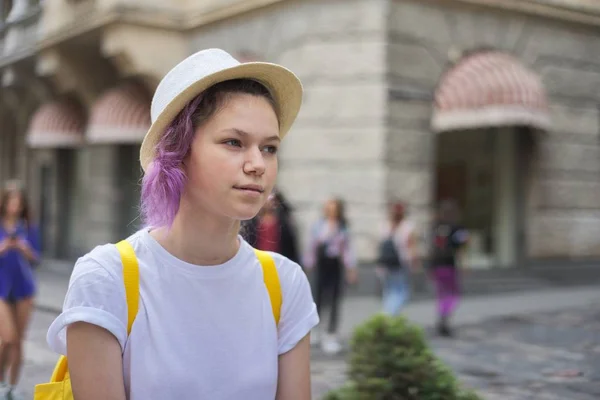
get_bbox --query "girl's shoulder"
[69,230,147,287]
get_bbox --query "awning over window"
[431,51,550,133]
[27,99,85,148]
[87,82,151,144]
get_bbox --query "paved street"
[312,306,600,399]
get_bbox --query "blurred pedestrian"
[304,197,358,354]
[376,201,419,316]
[429,199,469,337]
[244,189,300,263]
[42,49,318,399]
[0,185,40,400]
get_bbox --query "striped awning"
[431,51,550,133]
[27,99,85,148]
[87,82,151,144]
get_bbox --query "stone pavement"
[433,307,600,400]
[310,304,600,399]
[19,283,600,399]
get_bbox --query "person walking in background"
[376,201,419,316]
[244,189,300,263]
[430,199,469,337]
[0,185,40,400]
[304,197,358,354]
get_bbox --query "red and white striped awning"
[87,82,151,144]
[27,99,85,148]
[431,51,550,132]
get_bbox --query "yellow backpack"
[34,240,282,400]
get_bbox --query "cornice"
[23,0,600,60]
[437,0,600,27]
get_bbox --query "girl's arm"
[67,322,127,400]
[276,334,311,400]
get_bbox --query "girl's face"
[4,191,23,218]
[183,93,280,221]
[324,199,340,220]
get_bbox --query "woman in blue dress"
[0,186,40,399]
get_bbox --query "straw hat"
[140,48,303,171]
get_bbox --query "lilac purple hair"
[140,79,277,228]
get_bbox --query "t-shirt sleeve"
[275,255,319,355]
[46,246,128,356]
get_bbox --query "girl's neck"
[150,200,241,266]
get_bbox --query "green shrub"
[324,314,483,400]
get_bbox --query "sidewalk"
[34,265,71,313]
[331,285,600,339]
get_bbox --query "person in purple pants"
[0,186,40,399]
[429,200,468,337]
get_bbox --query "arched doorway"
[87,80,150,242]
[26,96,85,258]
[431,50,549,268]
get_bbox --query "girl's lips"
[234,184,264,193]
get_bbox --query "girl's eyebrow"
[224,128,281,143]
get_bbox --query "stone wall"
[388,0,600,259]
[189,0,389,260]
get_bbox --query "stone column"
[84,145,121,250]
[493,128,518,267]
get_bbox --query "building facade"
[0,0,599,266]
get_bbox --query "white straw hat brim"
[140,61,302,172]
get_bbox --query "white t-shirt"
[47,229,319,400]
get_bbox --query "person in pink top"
[304,198,358,354]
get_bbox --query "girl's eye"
[224,139,242,147]
[263,145,278,154]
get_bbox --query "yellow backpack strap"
[116,240,140,334]
[254,249,282,326]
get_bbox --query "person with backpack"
[429,200,469,337]
[40,49,319,400]
[376,202,418,316]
